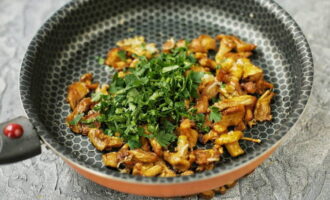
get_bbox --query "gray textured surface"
[0,0,329,199]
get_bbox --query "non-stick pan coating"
[20,0,313,184]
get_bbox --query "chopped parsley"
[221,83,226,88]
[80,117,97,124]
[69,113,84,125]
[97,56,105,65]
[93,47,206,148]
[117,50,127,61]
[188,109,210,133]
[209,106,222,123]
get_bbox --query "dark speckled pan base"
[19,0,313,184]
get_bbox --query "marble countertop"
[0,0,329,199]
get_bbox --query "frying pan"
[0,0,313,197]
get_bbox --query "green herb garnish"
[97,56,105,65]
[93,47,204,148]
[69,113,84,125]
[188,110,209,133]
[81,117,97,124]
[209,106,222,123]
[117,50,127,61]
[221,83,226,89]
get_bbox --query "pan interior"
[20,0,312,183]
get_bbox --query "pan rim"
[19,0,313,184]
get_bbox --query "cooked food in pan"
[66,34,274,177]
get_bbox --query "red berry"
[3,123,24,139]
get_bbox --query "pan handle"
[0,116,41,164]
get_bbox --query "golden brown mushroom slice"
[129,149,159,163]
[232,36,257,52]
[148,138,163,157]
[180,170,194,176]
[241,81,257,94]
[215,58,247,98]
[157,161,177,177]
[254,90,275,121]
[196,95,209,114]
[116,36,158,59]
[200,130,219,144]
[163,135,191,172]
[162,38,176,53]
[104,47,132,70]
[214,95,257,111]
[240,58,263,81]
[132,162,163,177]
[196,74,220,113]
[214,130,260,157]
[176,39,187,48]
[106,148,159,173]
[199,74,219,99]
[213,105,246,133]
[223,52,254,60]
[103,144,134,169]
[198,190,215,199]
[215,130,245,157]
[140,137,151,152]
[80,73,99,90]
[238,58,273,94]
[178,119,199,148]
[142,164,163,177]
[67,83,88,105]
[162,38,190,53]
[67,81,89,110]
[216,58,246,85]
[141,126,163,157]
[67,98,92,121]
[215,130,243,145]
[189,34,216,53]
[106,36,158,70]
[193,147,222,165]
[95,84,109,95]
[245,106,255,127]
[215,36,236,62]
[116,36,145,47]
[255,77,274,94]
[102,152,119,168]
[194,52,217,69]
[66,97,93,134]
[189,65,210,73]
[225,142,245,157]
[214,186,228,195]
[104,144,133,169]
[215,35,256,62]
[88,128,124,151]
